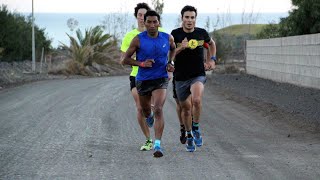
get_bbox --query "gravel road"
[0,75,319,179]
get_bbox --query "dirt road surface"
[0,75,319,179]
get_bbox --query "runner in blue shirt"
[123,10,176,158]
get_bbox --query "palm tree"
[61,26,116,66]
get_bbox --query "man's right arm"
[171,30,187,57]
[123,37,141,66]
[123,37,154,68]
[119,33,129,65]
[119,52,126,65]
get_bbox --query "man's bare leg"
[190,82,204,124]
[190,82,205,147]
[179,96,193,133]
[132,88,150,138]
[151,89,167,140]
[132,88,152,150]
[179,95,196,151]
[139,94,152,119]
[175,98,187,144]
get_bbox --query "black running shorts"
[136,77,169,96]
[129,76,136,91]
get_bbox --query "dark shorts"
[175,76,206,101]
[136,77,169,96]
[172,76,177,99]
[129,76,136,91]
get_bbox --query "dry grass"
[48,59,88,76]
[66,60,88,75]
[48,49,127,77]
[215,24,267,36]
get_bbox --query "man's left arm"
[205,38,217,70]
[167,35,176,72]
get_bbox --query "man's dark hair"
[134,3,151,18]
[144,10,161,22]
[181,5,197,17]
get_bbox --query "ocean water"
[24,12,288,48]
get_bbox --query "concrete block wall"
[246,33,320,89]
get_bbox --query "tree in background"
[152,0,164,15]
[279,0,320,36]
[0,5,51,62]
[257,0,320,39]
[211,32,232,61]
[102,12,132,42]
[205,16,211,32]
[152,0,164,26]
[174,16,182,28]
[256,23,281,39]
[61,26,117,66]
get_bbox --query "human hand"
[204,61,216,71]
[139,59,155,67]
[181,37,188,50]
[166,63,175,72]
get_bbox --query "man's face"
[136,8,148,27]
[182,11,196,30]
[144,16,160,35]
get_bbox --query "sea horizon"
[22,12,288,48]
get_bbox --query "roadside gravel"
[207,74,320,132]
[0,60,128,89]
[0,61,72,89]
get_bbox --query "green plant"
[256,23,281,39]
[257,0,320,39]
[60,26,117,66]
[279,0,320,36]
[211,31,232,62]
[0,4,51,61]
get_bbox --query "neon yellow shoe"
[140,139,153,151]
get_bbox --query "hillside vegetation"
[215,24,267,36]
[211,24,268,61]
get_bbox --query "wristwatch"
[210,56,217,61]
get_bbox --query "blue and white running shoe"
[193,129,203,147]
[186,137,196,152]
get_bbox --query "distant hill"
[210,24,269,60]
[214,24,267,36]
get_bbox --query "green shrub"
[212,31,255,62]
[0,5,51,61]
[61,26,117,66]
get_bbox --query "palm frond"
[63,25,117,67]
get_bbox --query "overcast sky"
[2,0,292,13]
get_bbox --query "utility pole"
[32,0,36,72]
